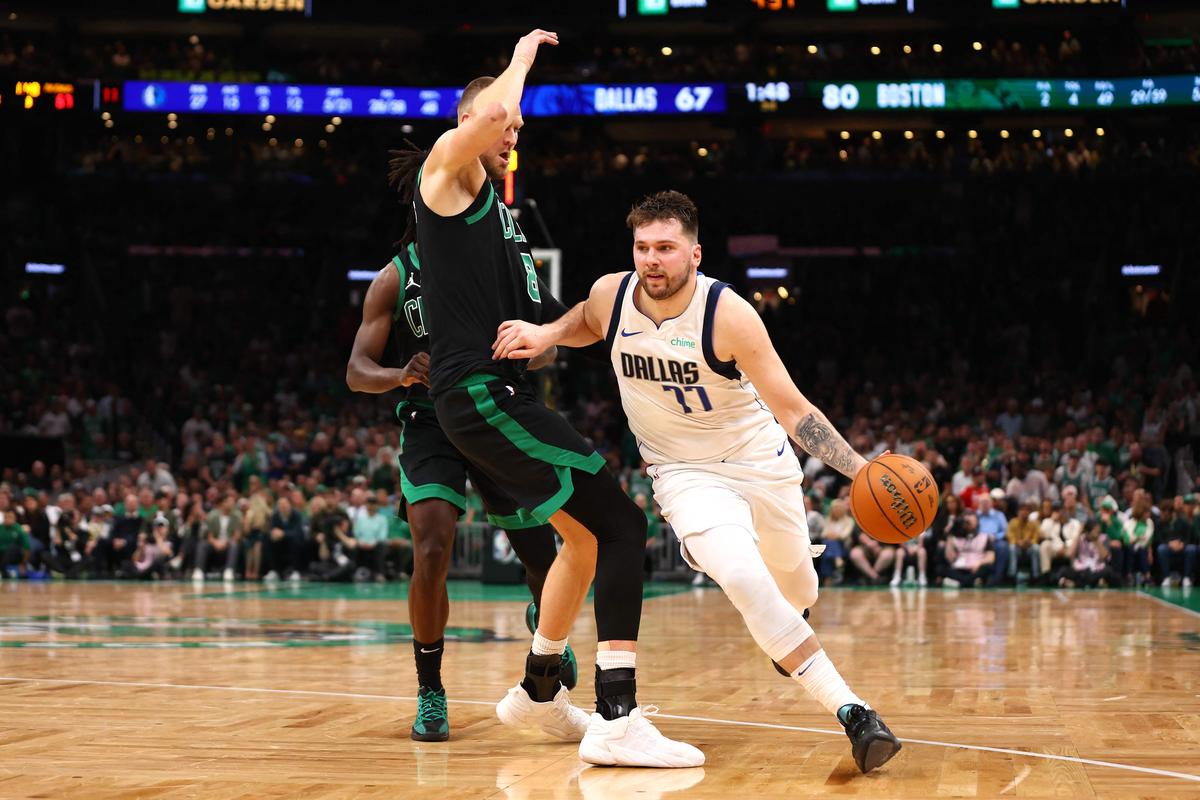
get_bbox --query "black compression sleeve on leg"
[560,467,647,642]
[508,524,558,608]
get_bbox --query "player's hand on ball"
[492,320,550,361]
[513,29,558,69]
[399,352,431,387]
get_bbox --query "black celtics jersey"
[414,164,567,396]
[389,242,431,409]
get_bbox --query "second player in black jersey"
[347,237,576,743]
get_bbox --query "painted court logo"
[0,616,511,649]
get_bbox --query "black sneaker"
[771,608,810,677]
[840,705,901,773]
[524,602,578,691]
[411,686,449,742]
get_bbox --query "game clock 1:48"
[745,82,791,103]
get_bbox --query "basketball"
[850,454,940,544]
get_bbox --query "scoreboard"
[122,80,726,118]
[812,74,1200,111]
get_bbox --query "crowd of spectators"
[3,23,1198,86]
[62,126,1200,186]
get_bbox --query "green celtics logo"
[0,616,512,649]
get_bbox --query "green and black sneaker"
[411,686,449,742]
[524,602,578,691]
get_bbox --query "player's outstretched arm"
[346,265,429,393]
[716,291,868,479]
[492,271,626,359]
[425,29,557,175]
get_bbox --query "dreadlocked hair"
[387,139,428,248]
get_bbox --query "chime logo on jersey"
[620,352,700,385]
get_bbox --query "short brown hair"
[458,76,495,118]
[625,190,699,241]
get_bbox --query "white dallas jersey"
[607,273,781,465]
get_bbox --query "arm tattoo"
[794,413,858,477]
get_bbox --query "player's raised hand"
[492,320,551,361]
[512,29,558,70]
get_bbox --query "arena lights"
[1121,264,1161,277]
[1032,128,1042,138]
[903,130,914,139]
[347,270,376,282]
[1064,128,1074,137]
[932,43,943,53]
[25,262,66,275]
[935,130,945,139]
[1096,127,1105,136]
[973,41,983,51]
[661,46,673,56]
[871,130,882,140]
[697,146,709,157]
[840,130,850,140]
[902,44,912,54]
[968,129,978,138]
[807,45,818,55]
[870,46,881,56]
[746,267,789,280]
[1000,129,1010,138]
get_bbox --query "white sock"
[532,631,567,656]
[596,649,636,671]
[791,650,867,718]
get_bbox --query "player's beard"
[481,153,508,181]
[640,268,690,301]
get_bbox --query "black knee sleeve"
[560,467,647,642]
[508,524,558,607]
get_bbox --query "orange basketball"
[849,453,940,544]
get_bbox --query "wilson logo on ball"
[878,473,918,529]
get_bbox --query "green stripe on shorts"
[465,384,605,474]
[398,426,467,512]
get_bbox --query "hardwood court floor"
[0,580,1198,799]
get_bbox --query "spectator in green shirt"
[1086,461,1117,514]
[1,510,32,577]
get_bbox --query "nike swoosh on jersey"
[776,441,787,456]
[620,329,642,337]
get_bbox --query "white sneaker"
[1184,577,1193,588]
[287,571,302,582]
[889,574,901,588]
[917,572,928,587]
[222,568,235,582]
[1161,577,1173,588]
[264,570,280,582]
[191,569,204,582]
[579,706,704,768]
[942,577,960,589]
[496,683,590,741]
[691,572,706,586]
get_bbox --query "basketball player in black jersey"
[347,240,578,742]
[393,29,701,766]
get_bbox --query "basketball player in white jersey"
[491,191,902,773]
